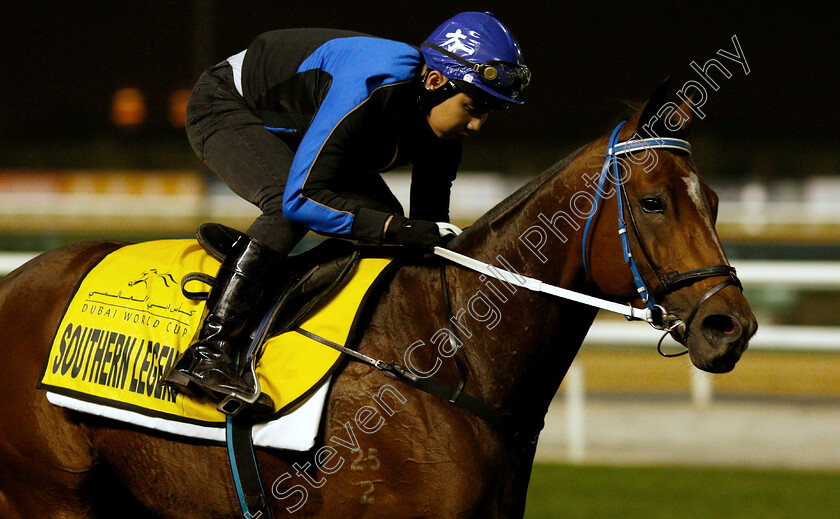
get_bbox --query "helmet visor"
[477,61,531,92]
[422,42,531,102]
[450,79,511,111]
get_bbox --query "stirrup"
[217,358,262,416]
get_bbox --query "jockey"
[164,12,530,414]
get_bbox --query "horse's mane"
[449,143,589,247]
[448,96,652,247]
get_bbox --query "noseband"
[582,121,743,355]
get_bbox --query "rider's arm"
[281,37,420,243]
[409,134,461,223]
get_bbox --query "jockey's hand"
[383,214,447,248]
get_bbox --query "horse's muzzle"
[688,307,757,373]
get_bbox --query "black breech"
[185,62,403,255]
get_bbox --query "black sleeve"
[279,38,423,243]
[409,137,461,222]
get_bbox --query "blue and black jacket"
[237,29,462,243]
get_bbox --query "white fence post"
[691,366,713,408]
[565,361,585,463]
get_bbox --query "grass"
[524,463,840,519]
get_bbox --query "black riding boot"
[164,235,281,416]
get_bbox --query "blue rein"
[581,121,693,314]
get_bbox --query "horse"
[0,84,757,518]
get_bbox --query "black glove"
[383,214,446,248]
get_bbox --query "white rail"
[585,322,840,352]
[2,252,836,354]
[0,252,39,275]
[1,252,837,463]
[733,260,840,289]
[4,255,840,284]
[2,253,838,352]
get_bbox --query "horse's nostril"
[702,314,738,336]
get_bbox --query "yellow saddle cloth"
[39,239,393,426]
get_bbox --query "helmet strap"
[418,69,458,111]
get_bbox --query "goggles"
[421,42,531,95]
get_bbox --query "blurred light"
[110,88,147,127]
[168,88,191,128]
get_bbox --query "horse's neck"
[454,149,594,293]
[455,146,596,283]
[446,155,599,416]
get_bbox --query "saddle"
[195,223,413,519]
[193,223,362,340]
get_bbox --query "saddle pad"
[39,239,394,450]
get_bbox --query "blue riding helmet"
[421,11,530,106]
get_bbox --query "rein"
[325,122,746,444]
[432,247,660,324]
[434,121,743,351]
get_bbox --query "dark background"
[2,1,836,179]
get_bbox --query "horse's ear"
[631,77,692,140]
[675,91,697,137]
[637,77,671,128]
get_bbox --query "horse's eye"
[640,197,665,214]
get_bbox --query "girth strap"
[293,328,544,443]
[439,265,467,403]
[381,362,545,442]
[226,417,273,519]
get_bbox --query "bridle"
[433,120,743,353]
[326,121,747,443]
[581,121,742,354]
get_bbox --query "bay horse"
[0,85,756,518]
